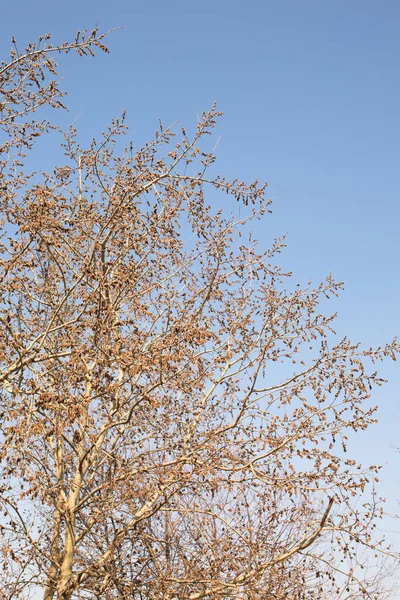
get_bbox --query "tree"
[0,30,398,600]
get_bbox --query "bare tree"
[0,30,398,600]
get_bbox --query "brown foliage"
[0,30,398,600]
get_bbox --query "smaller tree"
[0,30,398,600]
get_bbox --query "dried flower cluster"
[0,30,398,600]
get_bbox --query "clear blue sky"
[2,0,400,552]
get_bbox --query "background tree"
[0,31,398,599]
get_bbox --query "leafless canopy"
[0,30,398,600]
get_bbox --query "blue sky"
[2,0,400,553]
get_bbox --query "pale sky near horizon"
[1,0,400,593]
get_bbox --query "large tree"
[0,30,397,600]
